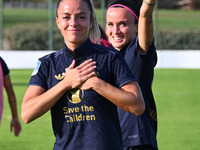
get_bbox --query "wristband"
[143,0,156,6]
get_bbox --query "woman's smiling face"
[56,0,92,50]
[106,7,138,51]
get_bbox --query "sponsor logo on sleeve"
[31,61,41,76]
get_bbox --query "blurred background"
[0,0,200,150]
[0,0,200,51]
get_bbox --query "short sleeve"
[111,52,136,88]
[0,57,9,76]
[29,60,48,90]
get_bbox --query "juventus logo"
[66,89,84,104]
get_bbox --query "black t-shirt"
[0,57,9,76]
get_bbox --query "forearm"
[7,93,18,119]
[141,0,156,17]
[138,0,156,53]
[4,75,19,119]
[21,81,68,124]
[91,78,145,116]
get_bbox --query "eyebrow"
[61,12,88,15]
[107,20,128,24]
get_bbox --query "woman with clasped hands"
[21,0,145,149]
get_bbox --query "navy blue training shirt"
[118,37,158,149]
[0,57,9,76]
[29,39,136,150]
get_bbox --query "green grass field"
[3,8,200,31]
[0,69,200,149]
[0,69,54,150]
[153,69,200,150]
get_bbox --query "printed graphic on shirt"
[64,89,96,123]
[96,71,100,77]
[55,74,64,80]
[128,134,138,139]
[31,61,41,76]
[67,89,84,104]
[150,109,157,121]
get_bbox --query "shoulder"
[0,57,5,64]
[127,37,156,56]
[0,57,9,75]
[92,43,120,56]
[31,49,65,76]
[39,48,65,64]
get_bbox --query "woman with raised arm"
[106,0,158,149]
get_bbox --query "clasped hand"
[62,59,97,90]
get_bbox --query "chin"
[114,47,121,51]
[113,44,123,50]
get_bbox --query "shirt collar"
[64,38,93,58]
[120,38,137,56]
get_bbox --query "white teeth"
[113,37,122,40]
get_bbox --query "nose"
[69,16,77,26]
[113,25,120,34]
